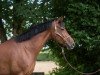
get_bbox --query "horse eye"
[58,21,61,24]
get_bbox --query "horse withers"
[0,17,75,75]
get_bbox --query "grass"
[37,52,53,61]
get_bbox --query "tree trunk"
[0,18,7,43]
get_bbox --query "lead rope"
[61,47,100,75]
[54,25,100,75]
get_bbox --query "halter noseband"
[54,24,70,42]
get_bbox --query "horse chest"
[22,52,36,72]
[11,51,36,74]
[24,62,36,74]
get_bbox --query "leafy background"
[0,0,100,75]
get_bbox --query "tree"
[0,18,7,43]
[0,0,99,75]
[0,0,10,42]
[49,0,100,75]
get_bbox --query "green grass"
[37,52,53,61]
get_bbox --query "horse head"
[51,17,75,50]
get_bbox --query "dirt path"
[34,61,58,74]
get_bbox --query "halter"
[54,24,70,42]
[54,24,100,75]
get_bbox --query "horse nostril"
[73,43,75,47]
[71,43,75,49]
[65,42,75,50]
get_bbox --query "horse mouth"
[66,43,75,50]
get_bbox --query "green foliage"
[49,0,100,75]
[0,0,100,75]
[37,52,53,61]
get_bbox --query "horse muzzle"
[66,42,75,50]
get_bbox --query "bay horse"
[0,17,75,75]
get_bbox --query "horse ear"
[58,16,64,22]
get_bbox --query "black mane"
[15,20,53,42]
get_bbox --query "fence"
[32,72,44,75]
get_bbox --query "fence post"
[31,72,44,75]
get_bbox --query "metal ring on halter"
[61,47,100,75]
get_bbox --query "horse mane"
[15,20,53,42]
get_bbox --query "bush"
[49,0,100,75]
[37,52,53,61]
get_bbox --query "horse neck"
[22,30,51,57]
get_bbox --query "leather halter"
[54,24,100,75]
[54,24,70,42]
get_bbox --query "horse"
[0,17,75,75]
